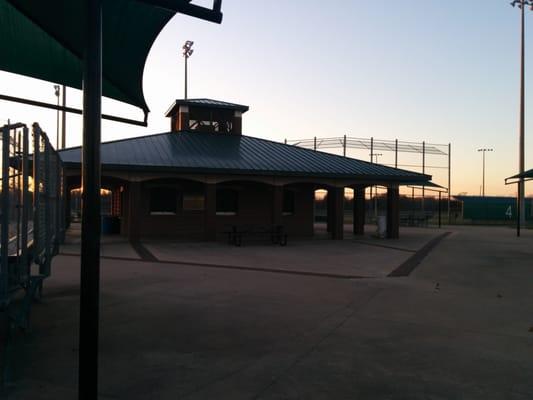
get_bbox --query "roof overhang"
[165,98,250,117]
[402,180,447,193]
[505,168,533,185]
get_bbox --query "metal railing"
[1,122,65,384]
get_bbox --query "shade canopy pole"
[79,0,102,398]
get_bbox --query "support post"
[65,183,72,229]
[517,194,521,237]
[272,185,283,227]
[386,186,400,239]
[448,143,451,224]
[79,0,103,398]
[21,127,29,276]
[353,186,365,235]
[438,191,442,229]
[422,141,426,213]
[330,187,344,240]
[204,183,217,241]
[343,135,346,157]
[43,139,51,276]
[62,85,66,149]
[1,126,9,304]
[395,139,398,168]
[33,125,41,260]
[127,182,141,241]
[326,190,332,232]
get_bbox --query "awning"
[0,0,222,115]
[402,180,448,193]
[505,168,533,184]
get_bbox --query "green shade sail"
[0,0,220,113]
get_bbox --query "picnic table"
[400,212,433,227]
[224,224,287,247]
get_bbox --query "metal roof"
[59,132,431,182]
[405,181,447,192]
[165,98,249,117]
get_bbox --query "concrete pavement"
[2,225,533,399]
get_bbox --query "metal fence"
[0,121,64,322]
[286,135,452,222]
[314,191,460,228]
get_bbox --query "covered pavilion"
[59,98,432,241]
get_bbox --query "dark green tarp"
[0,0,187,113]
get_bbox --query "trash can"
[376,215,387,238]
[101,216,121,234]
[101,215,113,234]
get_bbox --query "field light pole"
[477,148,493,197]
[182,40,194,99]
[512,0,532,232]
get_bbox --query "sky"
[0,0,532,196]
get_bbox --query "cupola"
[165,98,249,135]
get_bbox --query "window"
[283,189,295,215]
[216,189,238,215]
[149,187,177,215]
[183,193,205,211]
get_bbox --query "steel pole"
[61,85,66,149]
[447,143,451,224]
[438,191,442,228]
[519,0,526,228]
[184,55,188,99]
[1,126,10,306]
[343,134,346,157]
[422,141,425,213]
[395,139,398,168]
[56,91,60,150]
[482,150,486,197]
[79,0,102,398]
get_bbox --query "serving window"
[149,187,177,215]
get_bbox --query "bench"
[224,225,287,247]
[400,212,433,227]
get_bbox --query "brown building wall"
[281,186,315,237]
[121,180,315,240]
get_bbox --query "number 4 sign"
[506,206,513,219]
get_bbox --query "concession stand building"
[59,98,431,241]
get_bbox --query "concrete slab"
[3,225,533,399]
[141,225,444,278]
[60,223,140,260]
